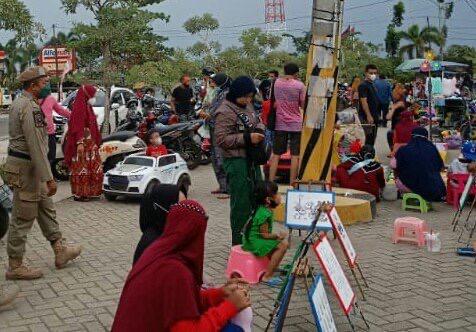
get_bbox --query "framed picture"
[327,207,357,268]
[285,190,335,230]
[313,235,355,315]
[309,274,338,332]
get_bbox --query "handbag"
[233,109,268,165]
[266,82,277,131]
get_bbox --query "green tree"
[0,0,43,43]
[283,31,311,55]
[45,31,80,46]
[183,13,221,65]
[385,2,404,58]
[444,45,475,72]
[239,28,282,59]
[126,50,200,94]
[341,36,399,83]
[392,1,405,27]
[399,24,440,58]
[61,0,169,133]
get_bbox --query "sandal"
[261,276,283,288]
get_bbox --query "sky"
[1,0,475,50]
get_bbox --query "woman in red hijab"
[112,200,252,332]
[64,85,103,201]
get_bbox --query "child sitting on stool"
[242,181,289,286]
[145,128,168,157]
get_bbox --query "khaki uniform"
[3,92,61,259]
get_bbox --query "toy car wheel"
[104,193,117,201]
[177,174,191,196]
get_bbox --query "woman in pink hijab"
[64,85,103,201]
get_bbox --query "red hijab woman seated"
[63,85,103,201]
[112,200,252,332]
[393,110,418,154]
[336,145,386,200]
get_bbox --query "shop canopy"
[395,59,470,73]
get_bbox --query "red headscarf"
[394,111,418,144]
[64,85,101,167]
[112,200,208,332]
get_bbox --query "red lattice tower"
[265,0,287,33]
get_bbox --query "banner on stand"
[313,235,355,315]
[309,274,338,332]
[327,207,357,268]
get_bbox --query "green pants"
[223,158,262,245]
[3,157,61,259]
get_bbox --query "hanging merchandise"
[426,77,443,96]
[442,77,457,97]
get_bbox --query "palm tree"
[399,24,441,58]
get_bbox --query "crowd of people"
[1,59,475,331]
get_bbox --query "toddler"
[242,181,288,286]
[145,128,168,157]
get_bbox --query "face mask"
[87,97,96,106]
[369,74,377,82]
[151,137,162,146]
[38,84,51,99]
[269,198,279,209]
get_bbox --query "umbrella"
[395,59,470,73]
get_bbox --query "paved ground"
[0,128,475,331]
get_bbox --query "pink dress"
[40,95,71,135]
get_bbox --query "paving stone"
[0,166,475,331]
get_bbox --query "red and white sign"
[313,235,355,315]
[0,50,6,60]
[39,46,76,77]
[327,207,357,268]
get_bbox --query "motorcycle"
[157,121,203,170]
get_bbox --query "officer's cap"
[17,66,48,83]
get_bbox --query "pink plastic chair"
[392,217,428,246]
[446,173,476,210]
[225,245,270,284]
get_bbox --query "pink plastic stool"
[225,245,270,284]
[393,217,428,246]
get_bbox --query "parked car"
[59,86,135,133]
[103,152,191,201]
[0,88,12,109]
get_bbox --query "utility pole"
[435,1,453,61]
[52,24,61,100]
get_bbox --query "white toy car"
[103,152,191,201]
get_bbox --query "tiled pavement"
[0,165,475,331]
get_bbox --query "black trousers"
[48,134,56,168]
[359,114,378,147]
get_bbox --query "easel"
[326,206,369,300]
[451,175,476,232]
[456,194,476,246]
[265,206,369,332]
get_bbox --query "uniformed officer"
[3,66,82,280]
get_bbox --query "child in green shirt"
[242,181,289,284]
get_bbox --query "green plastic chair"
[402,193,432,213]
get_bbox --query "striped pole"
[299,0,345,182]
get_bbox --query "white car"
[103,153,191,201]
[60,86,135,133]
